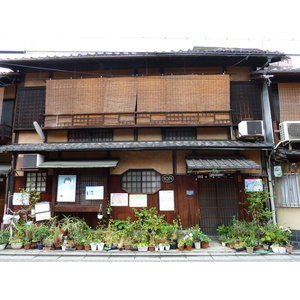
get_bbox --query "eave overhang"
[0,140,274,153]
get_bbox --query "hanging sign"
[245,179,263,191]
[161,174,174,183]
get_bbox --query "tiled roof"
[0,140,273,152]
[186,155,261,172]
[0,47,284,62]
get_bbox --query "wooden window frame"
[162,127,196,141]
[122,169,161,194]
[25,171,47,192]
[68,129,113,142]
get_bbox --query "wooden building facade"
[0,48,285,233]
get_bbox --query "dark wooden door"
[198,176,239,235]
[0,178,6,225]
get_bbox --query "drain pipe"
[267,150,277,225]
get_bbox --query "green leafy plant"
[243,236,257,247]
[0,230,10,244]
[242,188,273,226]
[32,225,50,243]
[200,232,211,243]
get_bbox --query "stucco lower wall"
[277,208,300,230]
[110,150,173,175]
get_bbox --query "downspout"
[261,78,277,224]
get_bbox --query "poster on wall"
[159,190,175,211]
[129,194,147,207]
[111,193,128,206]
[57,175,76,202]
[245,179,263,192]
[86,186,104,200]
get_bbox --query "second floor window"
[163,127,196,141]
[68,129,113,142]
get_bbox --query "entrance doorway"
[0,177,6,225]
[198,175,239,235]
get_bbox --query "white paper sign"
[129,194,147,207]
[159,190,175,211]
[111,193,128,206]
[86,186,104,200]
[13,193,30,205]
[35,202,50,213]
[35,211,51,221]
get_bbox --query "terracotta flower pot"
[178,245,185,251]
[201,242,209,249]
[24,244,31,250]
[186,245,192,251]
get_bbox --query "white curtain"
[280,173,300,206]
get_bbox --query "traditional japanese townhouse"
[0,47,285,233]
[0,73,14,223]
[254,63,300,243]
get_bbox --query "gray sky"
[1,0,300,65]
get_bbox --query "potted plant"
[177,238,185,251]
[24,239,32,250]
[234,241,246,252]
[9,223,25,249]
[183,233,193,251]
[192,228,202,249]
[0,230,10,250]
[200,232,211,249]
[32,225,51,249]
[89,232,98,251]
[83,235,92,251]
[244,237,257,253]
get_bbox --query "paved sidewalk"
[0,238,299,262]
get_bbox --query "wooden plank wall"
[109,174,199,229]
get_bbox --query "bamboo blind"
[45,75,230,126]
[46,78,107,115]
[278,83,300,122]
[137,74,230,112]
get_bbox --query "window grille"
[25,172,47,192]
[162,127,196,141]
[279,173,300,207]
[57,169,105,205]
[68,129,113,142]
[122,170,161,194]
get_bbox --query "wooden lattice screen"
[14,87,46,130]
[278,83,300,122]
[230,81,262,125]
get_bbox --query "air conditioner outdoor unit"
[23,154,44,169]
[280,121,300,142]
[238,120,264,138]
